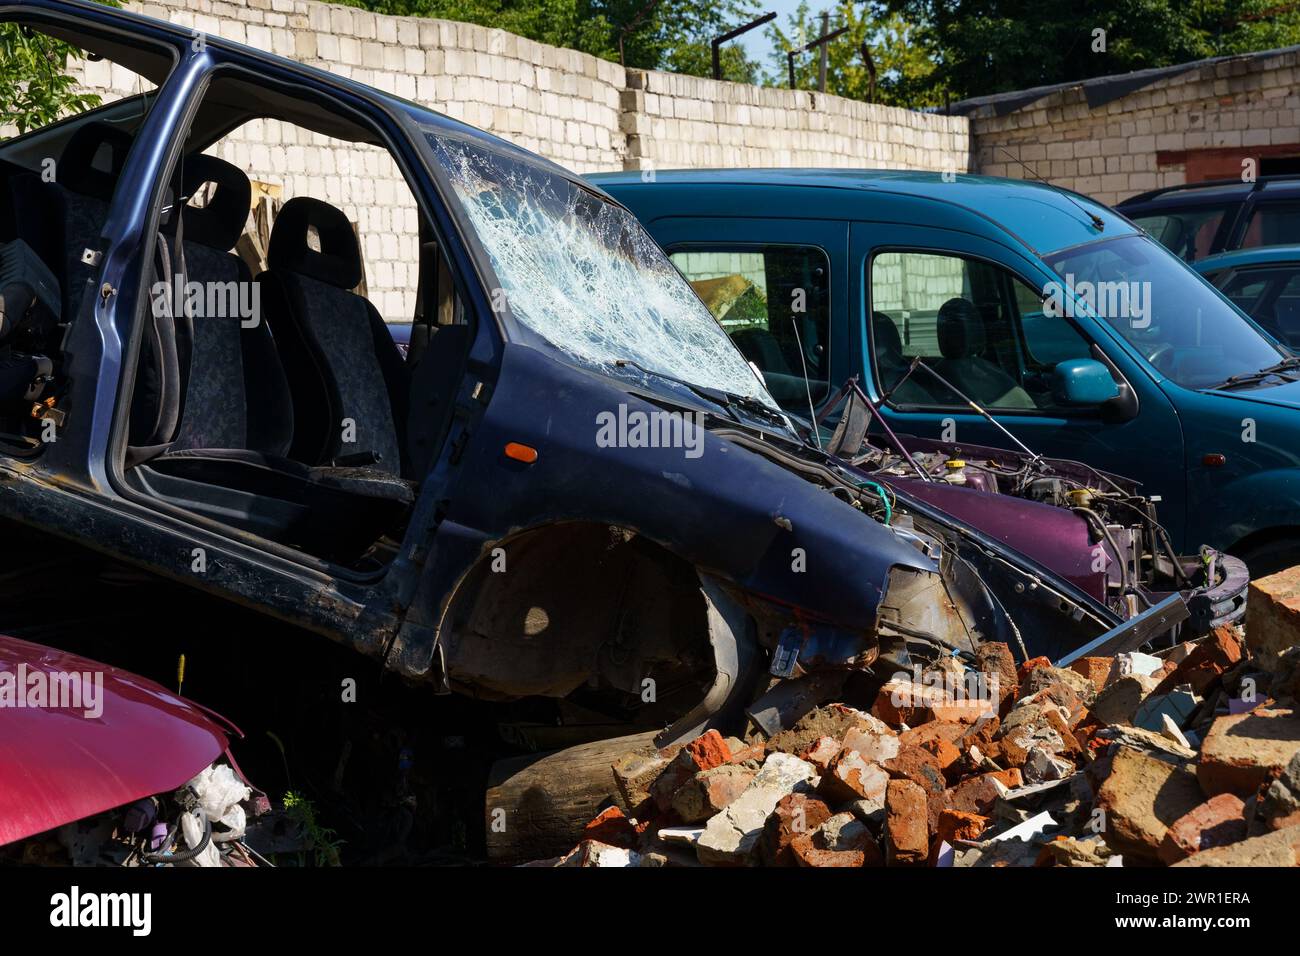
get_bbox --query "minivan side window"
[670,246,830,411]
[869,251,1095,411]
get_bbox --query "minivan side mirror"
[1052,358,1121,406]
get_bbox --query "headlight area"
[734,562,992,684]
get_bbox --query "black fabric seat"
[1,123,131,318]
[257,197,411,478]
[931,297,1034,409]
[871,312,935,405]
[135,159,413,558]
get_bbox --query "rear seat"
[0,122,132,318]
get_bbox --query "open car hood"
[0,635,231,846]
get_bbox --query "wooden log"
[485,730,660,864]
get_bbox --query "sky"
[734,0,812,71]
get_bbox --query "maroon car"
[0,634,261,866]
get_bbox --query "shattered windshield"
[424,132,778,409]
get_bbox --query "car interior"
[667,247,830,413]
[869,252,1094,411]
[0,26,475,571]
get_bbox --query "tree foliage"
[0,23,105,134]
[765,0,947,107]
[881,0,1300,103]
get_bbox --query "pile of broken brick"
[544,571,1300,867]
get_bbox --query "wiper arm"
[722,391,793,428]
[613,358,790,430]
[1206,356,1300,391]
[612,358,738,417]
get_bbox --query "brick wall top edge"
[966,47,1300,131]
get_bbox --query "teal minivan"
[590,170,1300,574]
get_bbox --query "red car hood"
[0,634,231,846]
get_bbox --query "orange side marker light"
[504,442,538,464]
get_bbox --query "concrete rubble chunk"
[1151,626,1244,696]
[1021,664,1097,707]
[612,747,674,813]
[671,764,757,823]
[696,752,818,865]
[1133,685,1198,734]
[766,703,891,756]
[649,730,730,811]
[760,791,832,866]
[1090,673,1160,727]
[1109,651,1165,680]
[1095,724,1197,762]
[1198,707,1300,797]
[1095,747,1204,862]
[1172,823,1300,867]
[1036,835,1116,867]
[1245,566,1300,668]
[1158,793,1248,864]
[975,641,1018,714]
[997,701,1079,768]
[557,839,642,867]
[1258,751,1300,832]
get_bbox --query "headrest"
[59,121,134,200]
[268,197,361,289]
[183,155,251,252]
[871,312,903,359]
[936,298,985,360]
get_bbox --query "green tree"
[0,22,105,134]
[765,1,947,106]
[882,0,1300,103]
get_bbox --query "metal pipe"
[711,12,776,80]
[786,24,849,89]
[861,42,876,102]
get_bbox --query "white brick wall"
[23,0,971,319]
[969,49,1300,206]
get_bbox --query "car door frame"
[0,2,506,657]
[641,215,851,417]
[850,220,1193,546]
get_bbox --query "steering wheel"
[1146,343,1176,373]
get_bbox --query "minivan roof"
[588,168,1137,257]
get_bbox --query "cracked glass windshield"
[424,131,779,412]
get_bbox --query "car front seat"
[930,297,1034,409]
[257,197,411,477]
[871,312,934,405]
[135,161,413,560]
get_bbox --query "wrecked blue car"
[0,1,1243,748]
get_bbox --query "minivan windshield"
[1044,235,1286,389]
[424,131,779,412]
